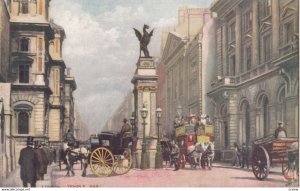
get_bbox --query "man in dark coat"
[241,143,249,169]
[63,129,76,147]
[120,118,132,147]
[275,121,287,138]
[19,136,38,187]
[35,142,49,180]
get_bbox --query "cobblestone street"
[52,163,297,187]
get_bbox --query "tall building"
[160,7,212,136]
[208,0,299,161]
[0,0,79,171]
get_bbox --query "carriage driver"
[274,121,287,138]
[63,129,76,150]
[120,118,132,148]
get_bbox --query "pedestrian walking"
[35,141,49,180]
[241,143,249,169]
[171,142,180,171]
[19,136,38,187]
[232,142,241,167]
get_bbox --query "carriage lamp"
[155,108,163,169]
[140,104,148,169]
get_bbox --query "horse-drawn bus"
[174,121,215,169]
[88,132,132,177]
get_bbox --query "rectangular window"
[263,35,271,62]
[242,11,252,33]
[19,65,29,83]
[284,22,293,44]
[246,46,252,71]
[259,0,271,19]
[21,0,29,14]
[229,55,236,76]
[228,22,236,42]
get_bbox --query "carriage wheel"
[251,146,270,180]
[114,149,132,175]
[282,152,299,181]
[90,147,115,177]
[179,153,186,169]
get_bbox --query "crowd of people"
[18,136,60,187]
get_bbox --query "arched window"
[18,112,29,134]
[220,104,228,148]
[262,97,269,136]
[21,0,29,14]
[20,38,30,52]
[239,100,250,145]
[14,104,32,134]
[278,87,286,122]
[256,94,269,138]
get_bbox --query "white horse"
[187,143,205,168]
[63,143,89,176]
[201,142,215,169]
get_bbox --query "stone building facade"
[0,0,78,173]
[208,0,299,161]
[160,7,212,136]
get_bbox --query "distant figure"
[241,143,249,169]
[171,142,180,171]
[35,142,49,180]
[19,136,38,187]
[232,142,241,167]
[275,121,287,138]
[133,24,154,57]
[120,118,132,148]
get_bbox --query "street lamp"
[140,104,148,169]
[130,112,135,136]
[155,108,163,168]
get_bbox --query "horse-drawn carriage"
[174,123,214,169]
[251,135,299,181]
[89,132,132,177]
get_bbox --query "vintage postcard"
[0,0,299,189]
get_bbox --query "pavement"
[3,162,292,187]
[2,163,57,187]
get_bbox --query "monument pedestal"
[131,57,158,169]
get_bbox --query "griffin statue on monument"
[133,24,154,58]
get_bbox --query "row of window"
[19,0,43,15]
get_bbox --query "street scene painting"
[0,0,299,188]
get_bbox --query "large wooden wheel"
[90,147,115,177]
[282,151,299,181]
[114,149,132,175]
[252,146,270,180]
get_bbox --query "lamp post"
[155,108,162,168]
[130,113,135,137]
[177,105,183,118]
[140,104,148,169]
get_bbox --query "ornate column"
[235,7,242,75]
[131,57,158,169]
[252,0,259,66]
[272,0,280,58]
[222,23,228,76]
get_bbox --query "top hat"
[27,136,34,146]
[123,118,127,123]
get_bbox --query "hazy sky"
[49,0,213,134]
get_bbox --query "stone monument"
[132,25,158,169]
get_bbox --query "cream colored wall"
[9,0,49,23]
[48,109,61,141]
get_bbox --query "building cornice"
[12,84,53,94]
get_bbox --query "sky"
[49,0,213,134]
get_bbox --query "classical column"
[252,0,259,67]
[235,7,242,75]
[272,0,280,58]
[222,23,228,76]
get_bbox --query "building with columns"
[208,0,299,161]
[160,7,213,136]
